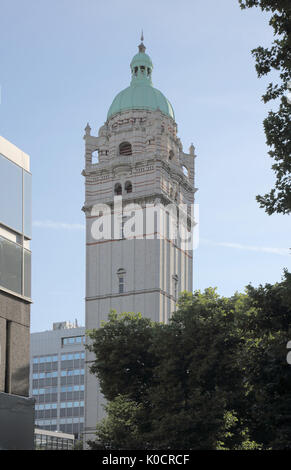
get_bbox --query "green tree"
[240,270,291,449]
[239,0,291,214]
[86,274,291,450]
[86,311,158,403]
[145,289,247,450]
[73,440,84,450]
[87,292,249,449]
[87,395,147,450]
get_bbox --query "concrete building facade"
[83,38,197,442]
[0,135,34,449]
[30,321,85,439]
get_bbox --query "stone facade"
[0,292,30,396]
[0,392,35,450]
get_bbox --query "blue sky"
[0,0,290,332]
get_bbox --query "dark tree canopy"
[239,0,291,214]
[86,272,291,450]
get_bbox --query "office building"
[30,321,85,439]
[0,135,34,450]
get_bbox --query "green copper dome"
[107,38,175,121]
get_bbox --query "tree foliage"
[87,395,147,450]
[239,0,291,214]
[240,271,291,449]
[86,272,291,450]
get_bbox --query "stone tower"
[82,36,197,442]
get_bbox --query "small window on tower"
[169,150,174,160]
[114,183,122,195]
[125,181,132,193]
[117,268,126,294]
[119,277,124,293]
[119,142,132,156]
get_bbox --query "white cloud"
[201,239,290,257]
[33,220,85,230]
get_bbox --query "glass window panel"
[24,249,31,298]
[0,154,22,233]
[23,170,32,238]
[0,236,22,294]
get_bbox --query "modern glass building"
[0,136,32,394]
[0,137,31,301]
[34,428,75,450]
[0,135,33,449]
[30,322,85,439]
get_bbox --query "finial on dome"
[138,30,146,53]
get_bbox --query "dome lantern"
[107,35,174,121]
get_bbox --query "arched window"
[117,268,126,294]
[114,183,122,195]
[169,150,174,160]
[125,181,132,193]
[119,142,132,156]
